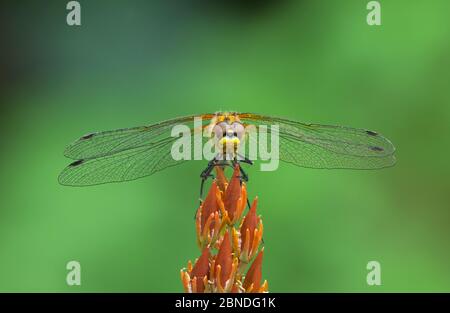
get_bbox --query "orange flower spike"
[183,156,268,293]
[243,248,264,293]
[223,165,247,223]
[239,197,263,263]
[214,230,234,291]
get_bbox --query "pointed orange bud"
[215,166,228,192]
[239,197,263,263]
[180,248,211,293]
[215,230,233,290]
[243,249,264,293]
[223,166,241,221]
[200,181,220,231]
[223,165,247,223]
[240,198,259,248]
[196,181,228,248]
[191,248,210,279]
[190,248,210,293]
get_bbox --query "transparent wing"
[59,134,208,186]
[64,114,213,160]
[59,114,213,186]
[240,113,396,169]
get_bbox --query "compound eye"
[232,122,245,139]
[213,122,228,139]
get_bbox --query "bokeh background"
[1,0,449,292]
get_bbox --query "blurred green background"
[1,0,449,292]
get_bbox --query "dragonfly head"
[212,120,245,156]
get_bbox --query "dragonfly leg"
[193,159,217,219]
[239,163,249,182]
[199,159,218,203]
[237,153,254,166]
[241,164,251,210]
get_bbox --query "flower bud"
[242,249,268,293]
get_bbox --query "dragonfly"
[58,112,396,188]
